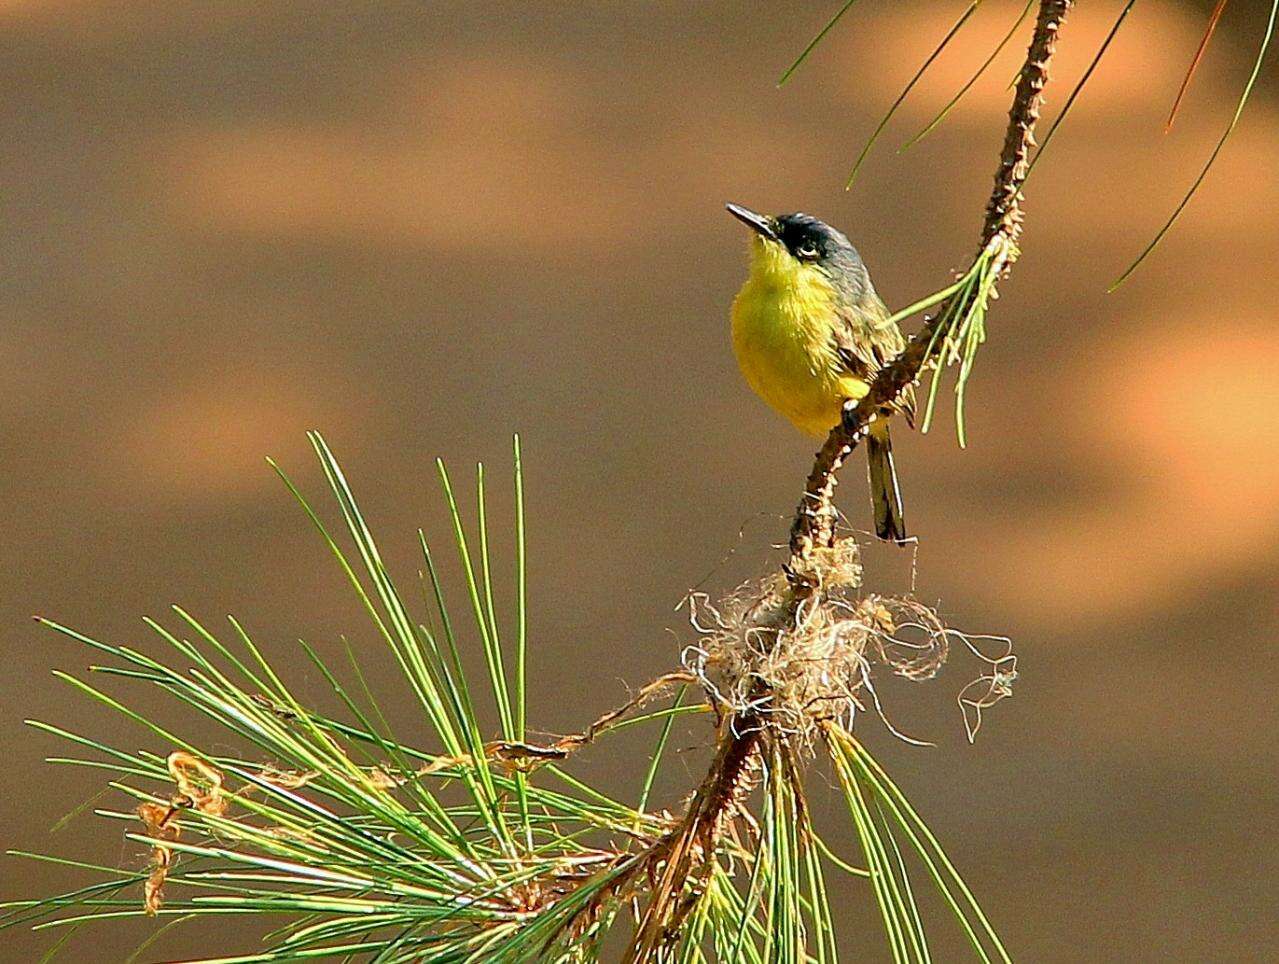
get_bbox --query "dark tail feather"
[867,423,907,543]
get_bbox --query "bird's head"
[726,202,875,306]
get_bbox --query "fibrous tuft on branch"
[684,535,1011,750]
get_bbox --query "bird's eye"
[796,241,819,259]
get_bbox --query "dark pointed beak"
[726,203,778,242]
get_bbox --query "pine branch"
[789,0,1073,561]
[609,7,1075,956]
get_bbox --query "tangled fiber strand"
[955,633,1018,742]
[682,538,1012,749]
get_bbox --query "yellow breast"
[730,238,869,438]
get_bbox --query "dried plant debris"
[682,537,1014,747]
[135,801,181,916]
[135,752,226,915]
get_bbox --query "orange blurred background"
[2,1,1277,960]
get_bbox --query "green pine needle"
[900,0,1038,151]
[847,0,987,189]
[1113,0,1279,288]
[777,0,862,87]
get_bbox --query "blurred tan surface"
[2,1,1278,961]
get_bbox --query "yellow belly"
[731,275,869,438]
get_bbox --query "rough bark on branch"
[789,0,1072,562]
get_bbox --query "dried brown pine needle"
[135,801,181,916]
[134,753,228,915]
[166,751,226,817]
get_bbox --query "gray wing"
[831,297,917,427]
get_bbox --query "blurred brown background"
[2,1,1277,960]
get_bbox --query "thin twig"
[492,671,696,763]
[790,0,1072,562]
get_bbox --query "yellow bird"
[727,203,915,542]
